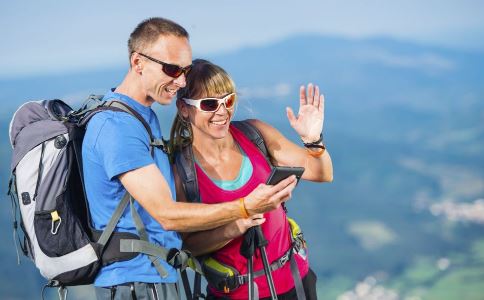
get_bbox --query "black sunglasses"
[137,52,192,78]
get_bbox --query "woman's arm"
[249,83,333,182]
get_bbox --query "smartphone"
[266,166,305,185]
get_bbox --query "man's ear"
[130,52,143,73]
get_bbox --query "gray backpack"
[7,96,192,292]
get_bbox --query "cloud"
[430,199,484,224]
[347,220,397,251]
[399,158,484,199]
[338,276,399,300]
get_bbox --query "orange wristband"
[239,198,249,218]
[306,147,325,158]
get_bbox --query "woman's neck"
[191,128,238,166]
[191,127,244,180]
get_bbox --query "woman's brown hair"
[168,59,236,161]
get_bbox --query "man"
[82,17,297,299]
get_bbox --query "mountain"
[1,34,483,299]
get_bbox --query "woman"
[170,59,333,299]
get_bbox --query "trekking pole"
[247,254,255,299]
[254,225,278,300]
[241,227,257,300]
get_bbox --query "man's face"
[138,35,192,106]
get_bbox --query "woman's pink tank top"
[196,124,309,299]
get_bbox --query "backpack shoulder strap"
[232,120,272,166]
[175,144,200,203]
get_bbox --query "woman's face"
[180,92,236,141]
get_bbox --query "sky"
[1,0,483,79]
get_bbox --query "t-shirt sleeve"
[92,113,154,180]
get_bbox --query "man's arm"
[181,215,265,256]
[119,163,296,232]
[173,171,266,255]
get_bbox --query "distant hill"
[1,34,483,299]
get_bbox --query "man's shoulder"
[84,110,149,149]
[82,109,154,178]
[89,109,148,134]
[88,109,143,129]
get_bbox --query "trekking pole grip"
[255,225,268,247]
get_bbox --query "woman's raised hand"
[286,83,324,143]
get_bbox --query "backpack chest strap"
[235,238,303,286]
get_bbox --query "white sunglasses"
[183,93,237,112]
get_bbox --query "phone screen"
[266,166,305,185]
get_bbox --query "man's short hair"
[128,17,189,59]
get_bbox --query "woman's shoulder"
[232,118,273,131]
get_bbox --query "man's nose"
[173,73,187,88]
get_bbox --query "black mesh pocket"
[34,200,91,257]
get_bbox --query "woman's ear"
[176,99,190,119]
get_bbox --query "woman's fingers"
[314,85,320,108]
[319,94,325,114]
[286,107,297,127]
[307,83,314,105]
[269,175,297,203]
[299,85,306,107]
[238,215,266,235]
[300,83,325,108]
[250,213,264,220]
[246,176,297,214]
[269,174,297,190]
[249,217,266,227]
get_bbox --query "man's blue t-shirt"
[82,90,181,287]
